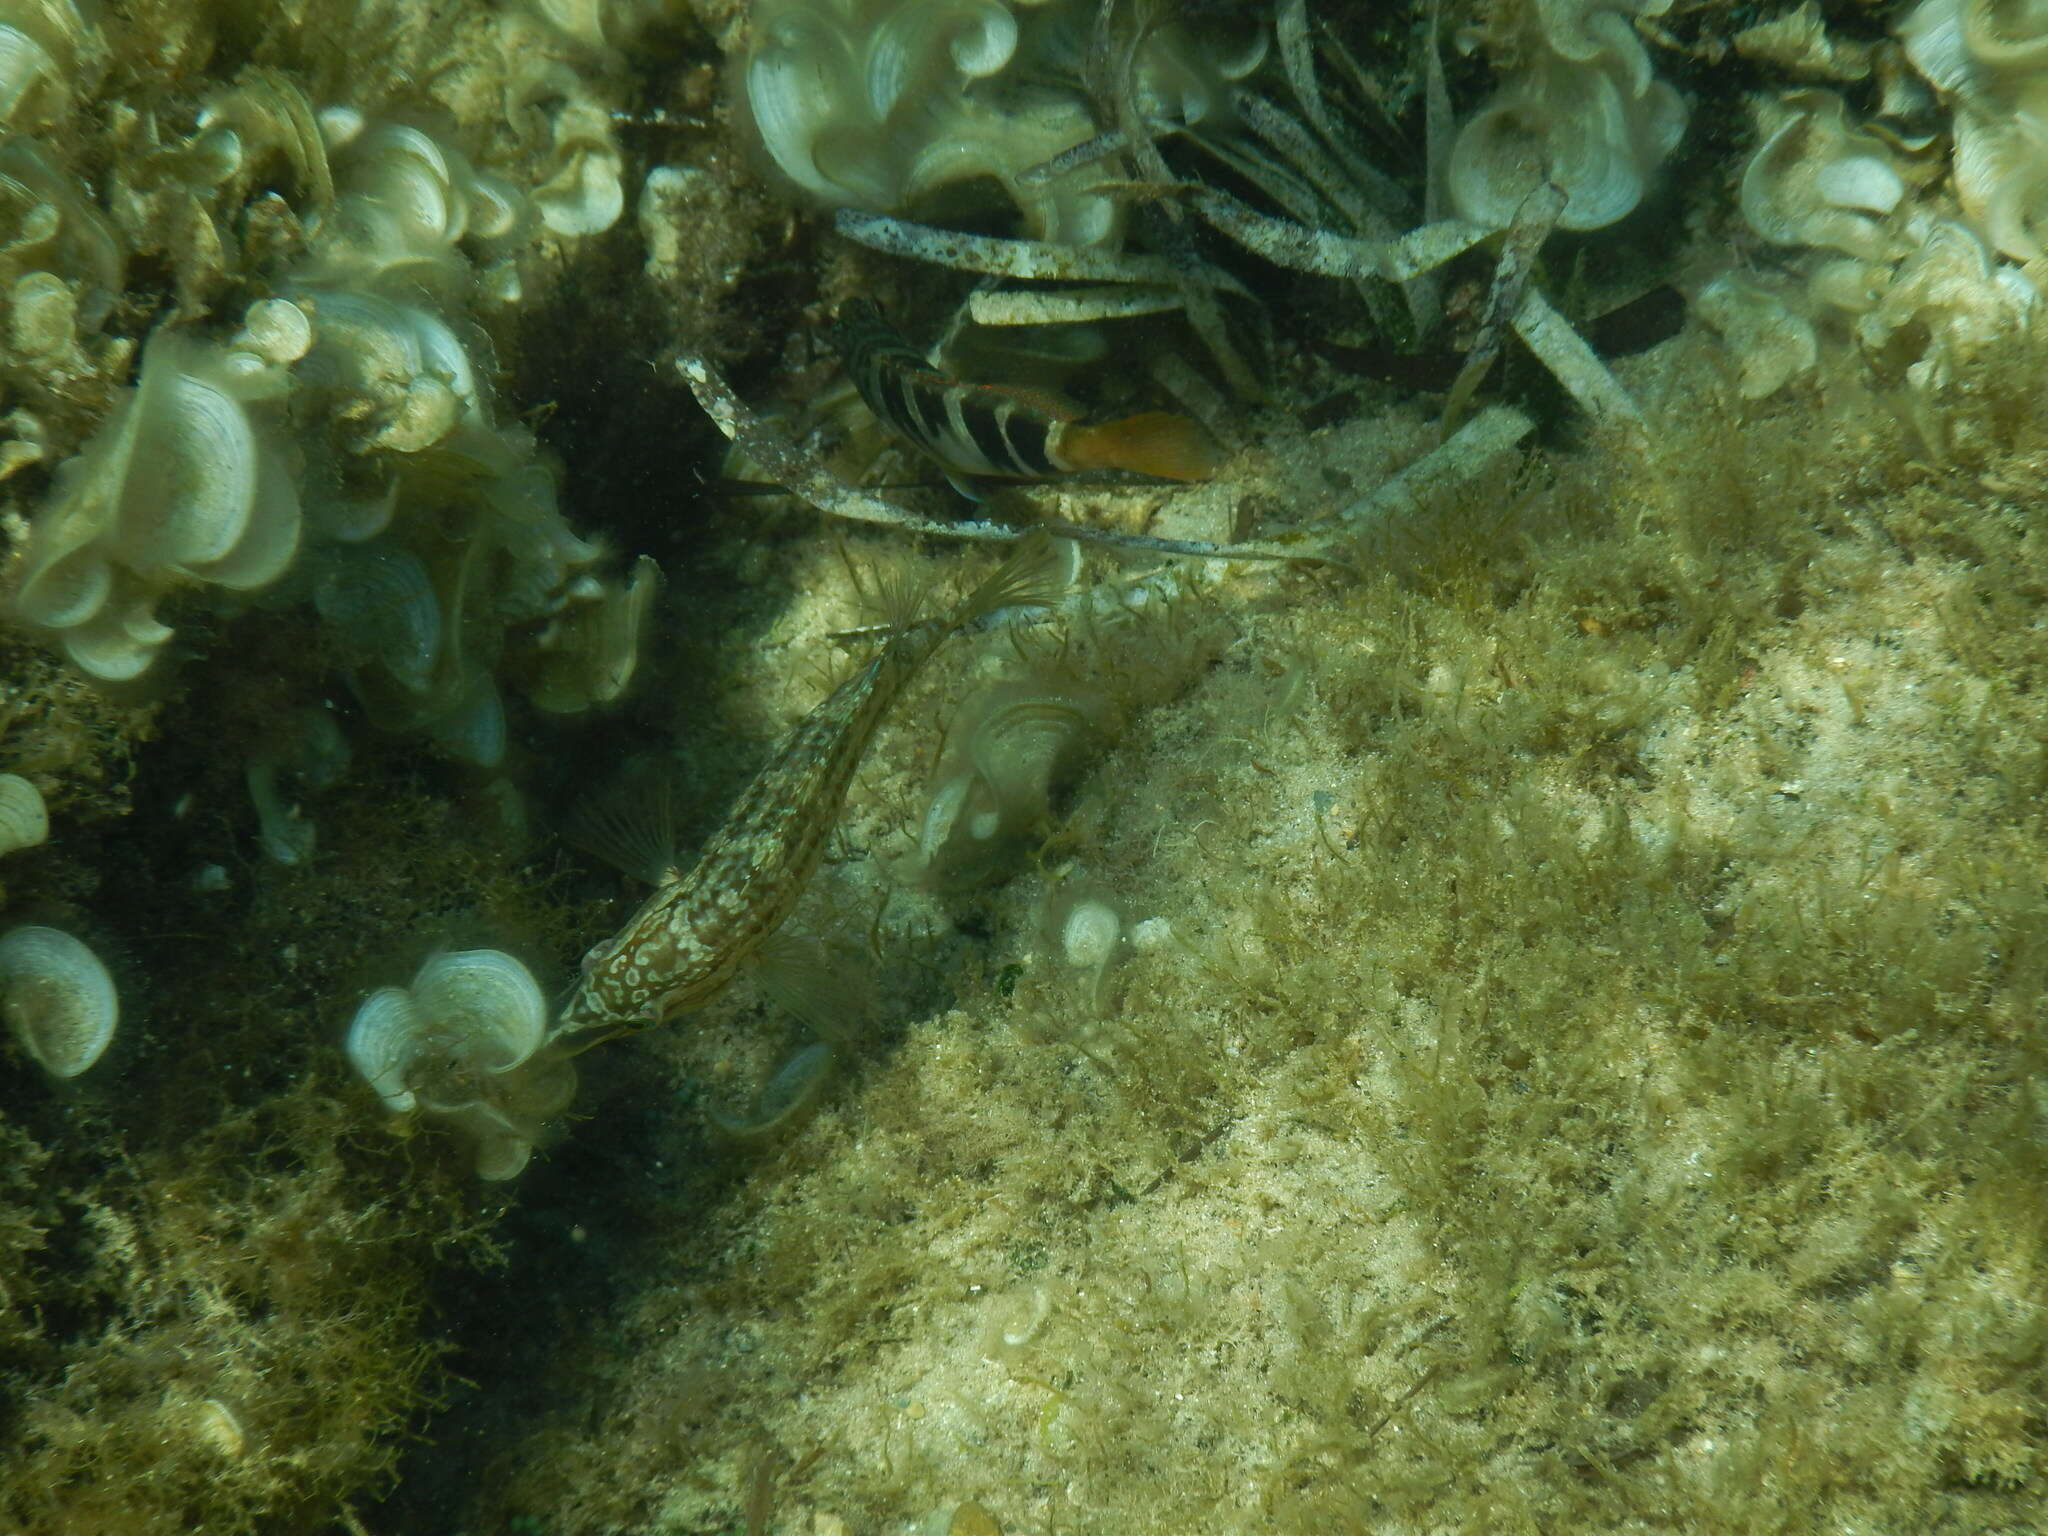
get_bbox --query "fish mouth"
[550,987,613,1039]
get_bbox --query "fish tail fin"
[1053,412,1224,482]
[951,532,1075,630]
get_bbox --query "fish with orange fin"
[828,299,1222,497]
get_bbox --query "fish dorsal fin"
[975,379,1086,423]
[566,774,682,887]
[905,369,1083,424]
[890,358,959,393]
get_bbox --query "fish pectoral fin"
[565,770,682,888]
[547,1019,632,1057]
[952,529,1075,628]
[750,929,866,1047]
[1054,412,1224,482]
[943,467,997,502]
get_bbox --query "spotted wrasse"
[828,300,1222,494]
[552,533,1069,1042]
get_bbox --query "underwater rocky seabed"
[414,369,2048,1534]
[0,4,2045,1536]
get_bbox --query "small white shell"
[372,374,462,453]
[1806,257,1885,313]
[740,0,1113,238]
[470,1127,533,1181]
[917,772,978,861]
[1450,70,1667,232]
[235,297,313,366]
[60,596,174,682]
[1897,0,1986,96]
[526,555,660,714]
[353,123,457,243]
[868,0,1016,116]
[534,147,624,236]
[0,774,49,855]
[0,405,46,481]
[399,302,478,415]
[1129,917,1172,952]
[0,22,63,130]
[461,171,523,241]
[14,545,111,631]
[0,142,121,310]
[968,694,1100,815]
[590,556,658,705]
[1852,219,2032,381]
[284,706,352,792]
[946,1,1018,78]
[12,330,307,654]
[1739,92,1904,260]
[410,949,547,1070]
[346,950,555,1176]
[1734,1,1874,81]
[0,924,118,1078]
[185,124,244,188]
[117,367,259,571]
[475,257,523,308]
[532,101,625,238]
[313,543,441,694]
[1059,899,1122,974]
[1695,274,1820,400]
[304,475,399,544]
[316,104,365,153]
[191,1399,246,1458]
[345,986,422,1112]
[1950,111,2048,266]
[745,27,852,202]
[10,270,76,359]
[1812,154,1904,216]
[189,439,301,591]
[527,0,609,48]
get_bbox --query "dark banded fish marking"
[828,300,1222,492]
[960,392,1023,473]
[996,405,1053,474]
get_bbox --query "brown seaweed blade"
[832,209,1246,294]
[1088,0,1262,399]
[1188,187,1492,283]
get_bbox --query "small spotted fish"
[829,299,1223,497]
[553,532,1070,1043]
